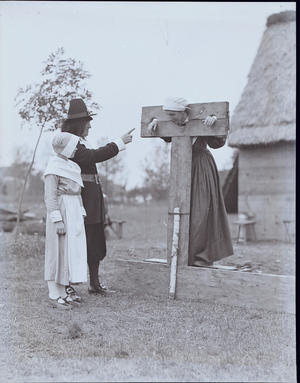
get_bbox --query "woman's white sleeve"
[44,174,63,222]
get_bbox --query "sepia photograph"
[0,2,296,382]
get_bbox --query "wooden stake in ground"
[141,102,229,266]
[169,207,180,299]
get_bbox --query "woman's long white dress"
[44,174,87,285]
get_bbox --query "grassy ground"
[106,202,295,276]
[0,201,296,382]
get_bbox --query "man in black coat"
[61,98,134,295]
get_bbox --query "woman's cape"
[44,156,84,187]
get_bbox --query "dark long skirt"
[189,150,234,265]
[85,223,107,264]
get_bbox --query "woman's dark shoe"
[66,285,82,303]
[49,297,73,309]
[193,260,214,267]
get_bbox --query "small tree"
[13,47,100,237]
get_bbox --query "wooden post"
[167,137,192,266]
[169,207,180,299]
[141,102,229,267]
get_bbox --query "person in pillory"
[148,96,234,267]
[44,132,87,309]
[61,98,134,295]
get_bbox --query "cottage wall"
[238,142,295,242]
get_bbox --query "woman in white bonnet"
[44,132,87,308]
[148,96,234,266]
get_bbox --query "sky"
[0,1,296,189]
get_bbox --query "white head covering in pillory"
[52,132,79,158]
[163,96,190,112]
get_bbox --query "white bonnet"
[52,132,79,158]
[163,96,190,112]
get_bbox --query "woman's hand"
[55,221,66,235]
[147,118,158,134]
[204,116,217,126]
[121,128,135,145]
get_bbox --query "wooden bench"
[233,220,257,244]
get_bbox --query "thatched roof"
[228,11,296,148]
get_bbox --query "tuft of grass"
[68,322,83,339]
[115,349,130,359]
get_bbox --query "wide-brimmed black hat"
[66,98,97,120]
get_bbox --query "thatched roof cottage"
[228,10,296,242]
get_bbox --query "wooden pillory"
[140,102,229,268]
[113,102,295,314]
